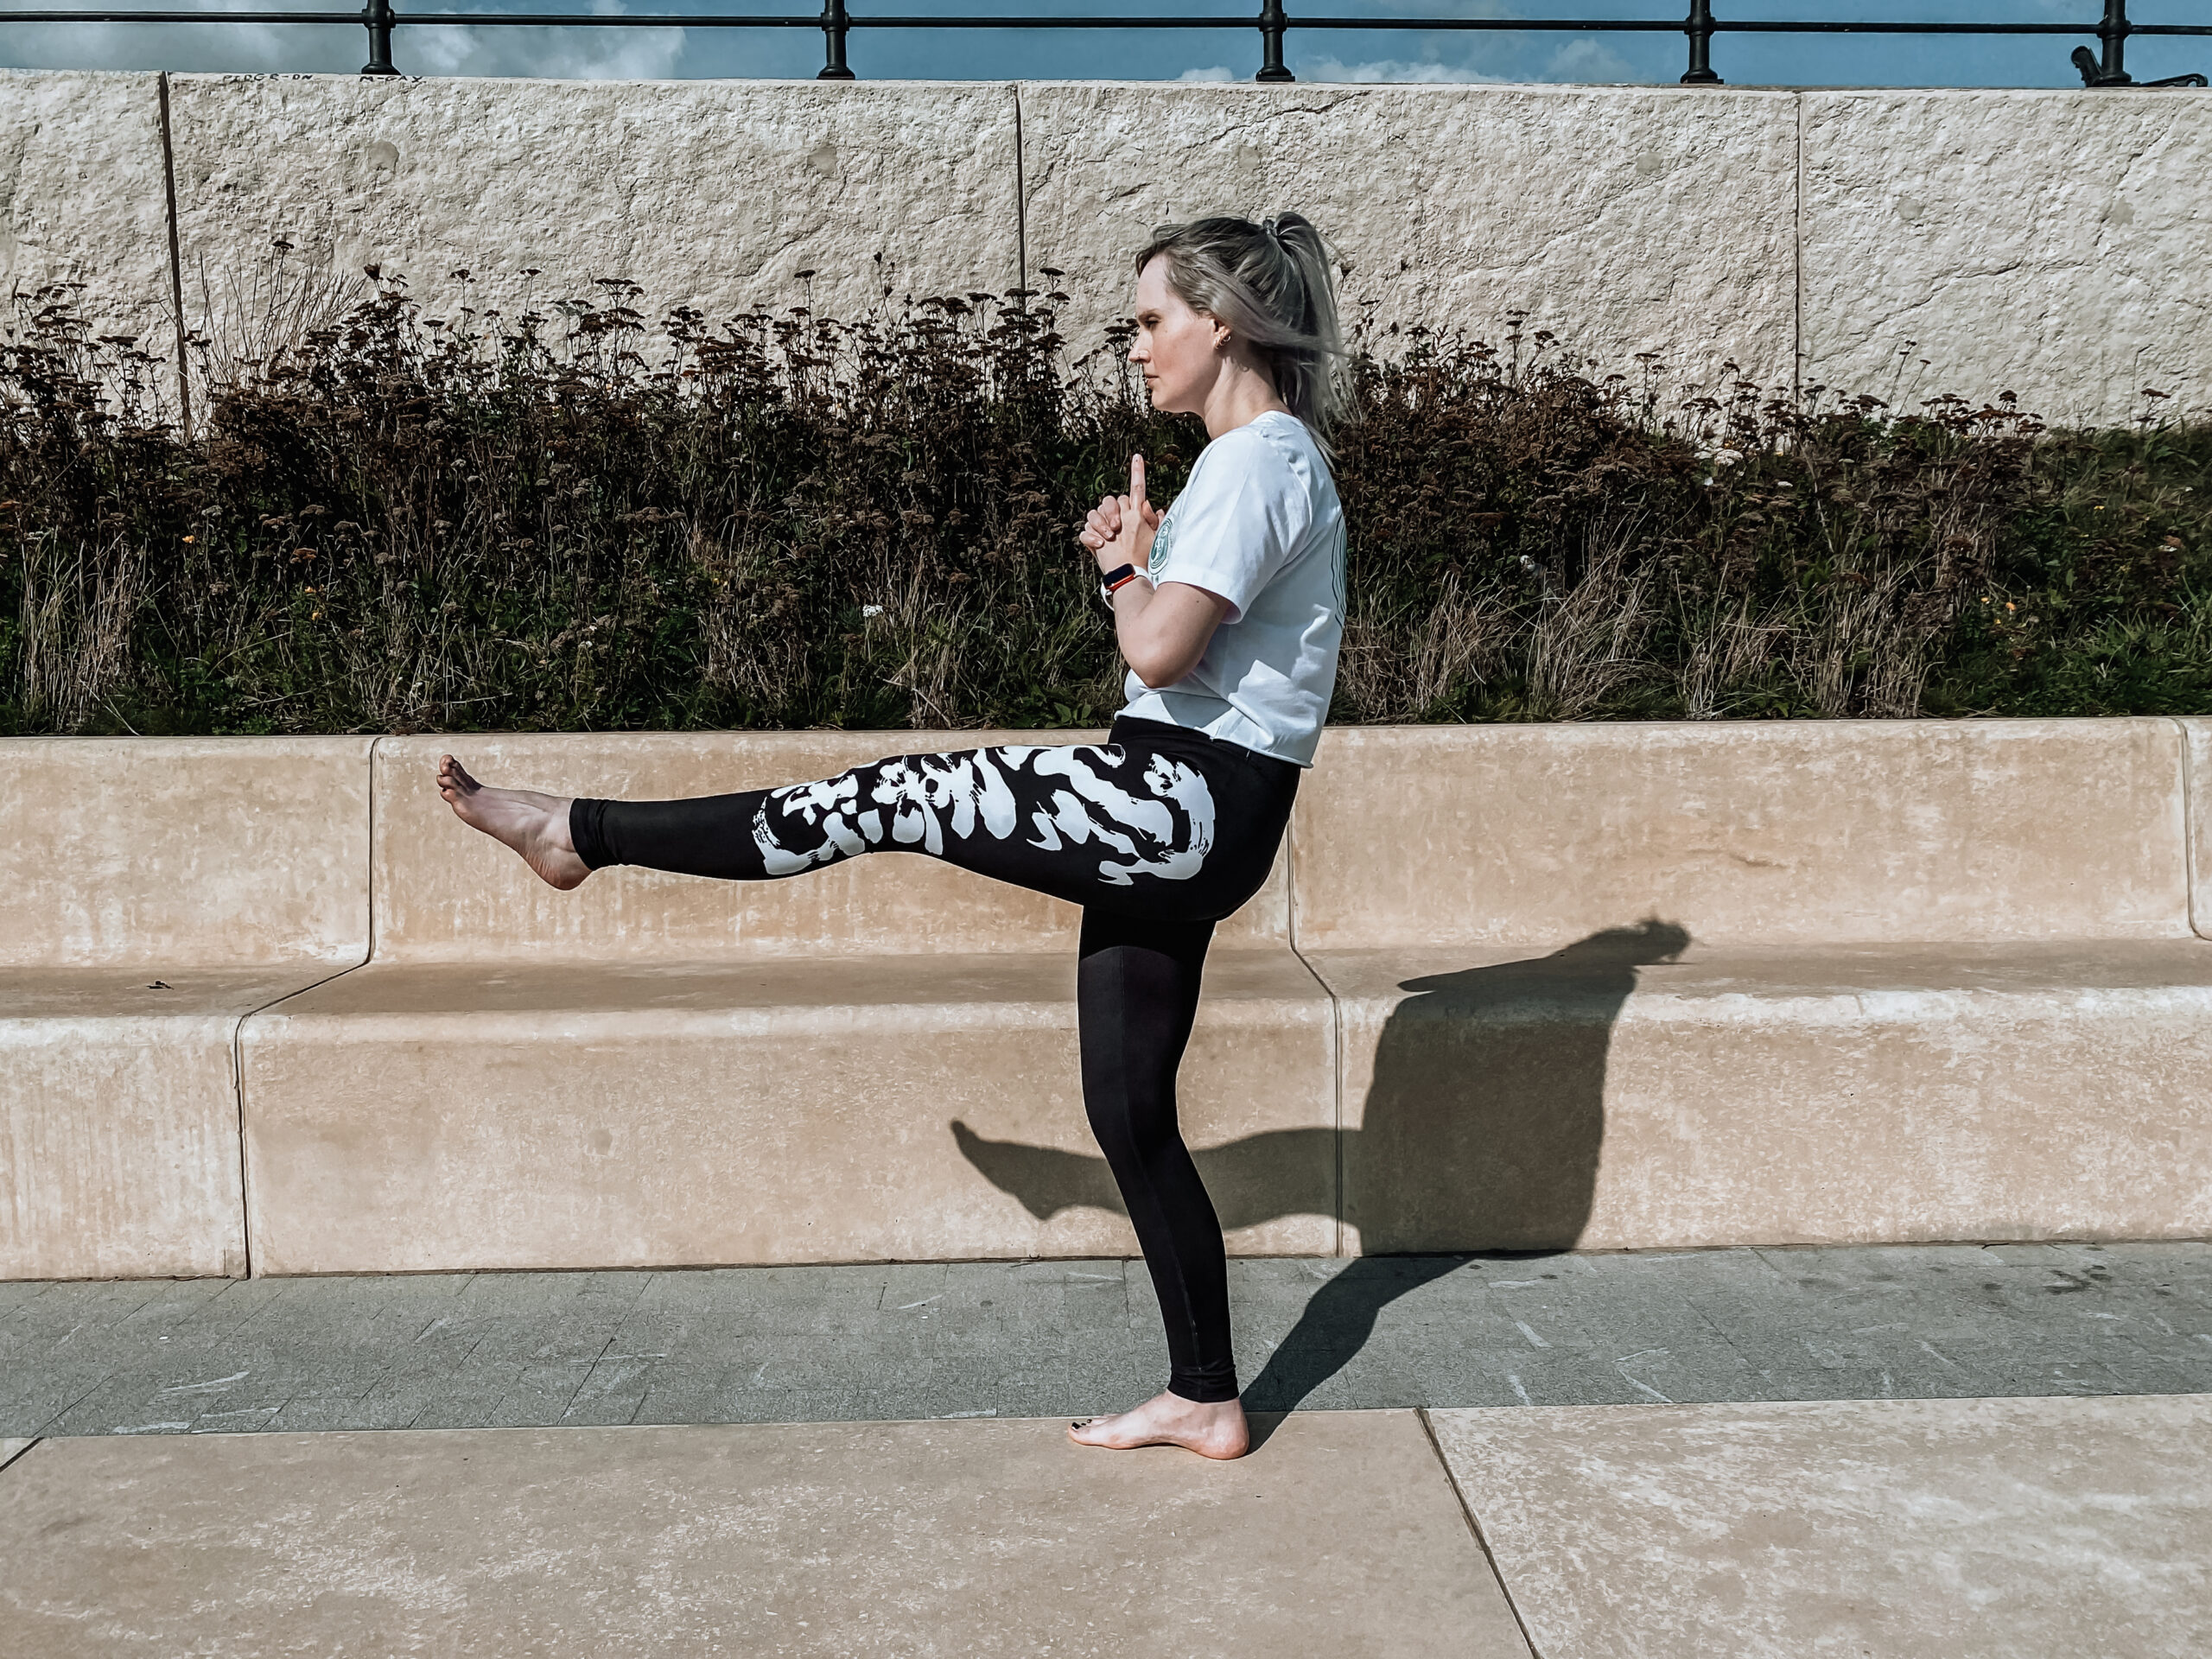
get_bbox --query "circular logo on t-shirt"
[1148,504,1179,574]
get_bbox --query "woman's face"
[1128,254,1222,417]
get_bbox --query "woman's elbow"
[1128,648,1196,690]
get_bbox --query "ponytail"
[1133,211,1354,466]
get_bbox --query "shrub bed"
[3,271,2207,735]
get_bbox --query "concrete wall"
[3,71,2208,429]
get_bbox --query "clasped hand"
[1077,454,1160,575]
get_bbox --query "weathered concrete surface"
[0,1437,31,1468]
[0,1413,1527,1659]
[240,950,1336,1272]
[2185,719,2212,941]
[164,73,1020,383]
[12,71,2209,424]
[2,969,293,1280]
[0,71,173,361]
[10,1243,2206,1440]
[0,738,372,1280]
[1802,90,2212,429]
[1021,82,1800,394]
[1292,720,2191,950]
[0,737,373,967]
[1318,942,2212,1254]
[1432,1395,2212,1659]
[1285,720,2210,1255]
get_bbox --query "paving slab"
[1430,1395,2212,1659]
[0,1412,1525,1659]
[6,1244,2207,1439]
[0,1437,30,1469]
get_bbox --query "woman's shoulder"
[1204,410,1325,480]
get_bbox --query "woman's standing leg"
[1066,907,1248,1458]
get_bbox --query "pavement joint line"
[0,1438,39,1474]
[1416,1407,1547,1659]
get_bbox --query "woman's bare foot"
[1068,1390,1249,1459]
[435,755,592,891]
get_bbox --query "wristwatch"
[1099,563,1147,603]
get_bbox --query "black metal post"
[1681,0,1721,85]
[1255,0,1293,82]
[361,0,397,75]
[818,0,855,79]
[2098,0,2132,85]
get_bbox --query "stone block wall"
[2,69,2207,426]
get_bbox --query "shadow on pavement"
[953,919,1691,1422]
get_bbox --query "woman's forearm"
[1112,580,1228,690]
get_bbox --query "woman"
[439,212,1351,1460]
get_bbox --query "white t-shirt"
[1117,410,1347,767]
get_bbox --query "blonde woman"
[439,213,1351,1460]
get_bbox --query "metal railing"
[3,0,2206,86]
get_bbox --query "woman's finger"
[1130,453,1146,507]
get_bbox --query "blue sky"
[2,0,2205,87]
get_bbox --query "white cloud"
[0,0,683,79]
[1176,65,1236,84]
[1295,55,1510,85]
[0,6,351,74]
[1539,37,1647,85]
[407,1,684,79]
[1294,32,1653,87]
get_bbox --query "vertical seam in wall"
[226,740,378,1278]
[1013,83,1027,304]
[1792,92,1803,409]
[367,734,382,962]
[2177,716,2204,940]
[1330,974,1344,1256]
[232,961,371,1280]
[1416,1408,1548,1659]
[1281,809,1344,1256]
[156,72,193,441]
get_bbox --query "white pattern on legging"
[752,744,1215,887]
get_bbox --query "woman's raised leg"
[440,738,1230,916]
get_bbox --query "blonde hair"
[1133,211,1353,466]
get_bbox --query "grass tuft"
[3,267,2207,735]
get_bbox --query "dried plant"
[2,270,2208,737]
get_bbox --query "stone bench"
[0,738,372,1278]
[1291,719,2212,1254]
[9,720,2211,1280]
[236,734,1334,1274]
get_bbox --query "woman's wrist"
[1098,561,1148,602]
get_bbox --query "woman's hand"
[1078,454,1161,575]
[1071,452,1228,688]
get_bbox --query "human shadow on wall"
[950,918,1691,1418]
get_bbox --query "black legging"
[568,713,1300,1404]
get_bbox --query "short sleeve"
[1147,427,1313,625]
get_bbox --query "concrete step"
[239,949,1336,1274]
[0,737,372,1279]
[1313,939,2212,1252]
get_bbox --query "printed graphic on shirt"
[753,743,1215,887]
[1147,504,1179,577]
